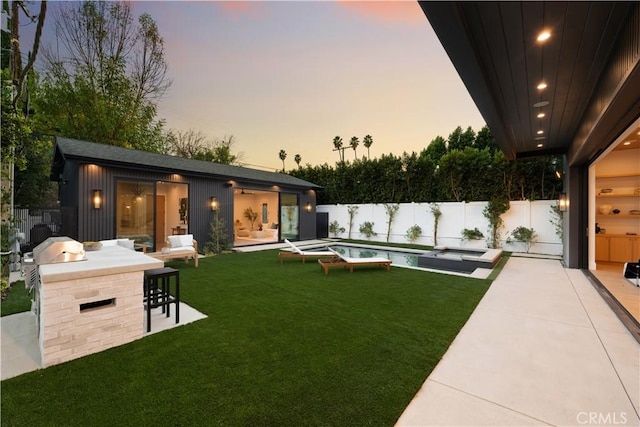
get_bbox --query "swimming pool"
[304,242,501,277]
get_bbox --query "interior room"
[233,189,279,247]
[590,121,640,322]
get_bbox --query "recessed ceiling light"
[537,82,548,90]
[536,143,544,148]
[537,112,546,118]
[537,31,551,42]
[533,101,550,108]
[537,130,544,135]
[623,141,631,146]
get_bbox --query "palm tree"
[294,154,302,168]
[363,134,373,159]
[279,149,287,172]
[350,136,359,159]
[332,136,344,162]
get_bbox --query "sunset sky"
[30,1,486,171]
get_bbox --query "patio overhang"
[419,1,640,166]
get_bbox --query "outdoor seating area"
[317,247,392,274]
[147,235,199,267]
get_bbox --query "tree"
[332,136,344,162]
[474,125,499,152]
[202,135,243,165]
[424,135,447,164]
[347,205,359,239]
[2,2,56,215]
[10,0,47,112]
[483,197,510,249]
[165,129,208,158]
[363,134,373,159]
[279,149,287,172]
[294,154,302,168]
[349,136,359,159]
[37,1,170,152]
[383,203,399,243]
[446,126,475,152]
[164,131,243,165]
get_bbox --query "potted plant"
[243,207,258,230]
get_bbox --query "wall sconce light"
[558,193,568,212]
[210,196,219,212]
[92,189,102,209]
[305,202,312,213]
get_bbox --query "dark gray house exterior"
[51,137,321,251]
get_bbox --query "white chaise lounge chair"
[279,239,334,264]
[318,247,392,274]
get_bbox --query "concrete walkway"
[397,257,639,426]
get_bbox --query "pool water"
[329,245,419,268]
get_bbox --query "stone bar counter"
[37,245,163,367]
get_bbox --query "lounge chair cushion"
[99,239,135,250]
[168,234,194,249]
[327,247,389,263]
[162,246,195,254]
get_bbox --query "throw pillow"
[167,235,182,248]
[179,234,193,247]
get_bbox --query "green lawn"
[1,281,31,317]
[1,248,500,426]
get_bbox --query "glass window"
[116,180,155,250]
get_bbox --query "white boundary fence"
[317,200,562,256]
[12,208,61,244]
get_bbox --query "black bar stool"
[143,267,180,333]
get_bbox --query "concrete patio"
[397,257,639,426]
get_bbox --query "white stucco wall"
[317,200,562,255]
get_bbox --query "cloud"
[336,0,425,25]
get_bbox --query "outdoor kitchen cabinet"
[32,241,162,367]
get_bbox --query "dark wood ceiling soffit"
[569,3,640,166]
[420,1,634,162]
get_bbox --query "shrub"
[329,220,345,238]
[359,221,377,240]
[507,226,537,253]
[405,225,422,243]
[461,227,484,244]
[203,214,228,254]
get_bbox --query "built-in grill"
[24,237,86,290]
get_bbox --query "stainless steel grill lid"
[32,236,86,264]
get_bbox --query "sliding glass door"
[280,193,299,240]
